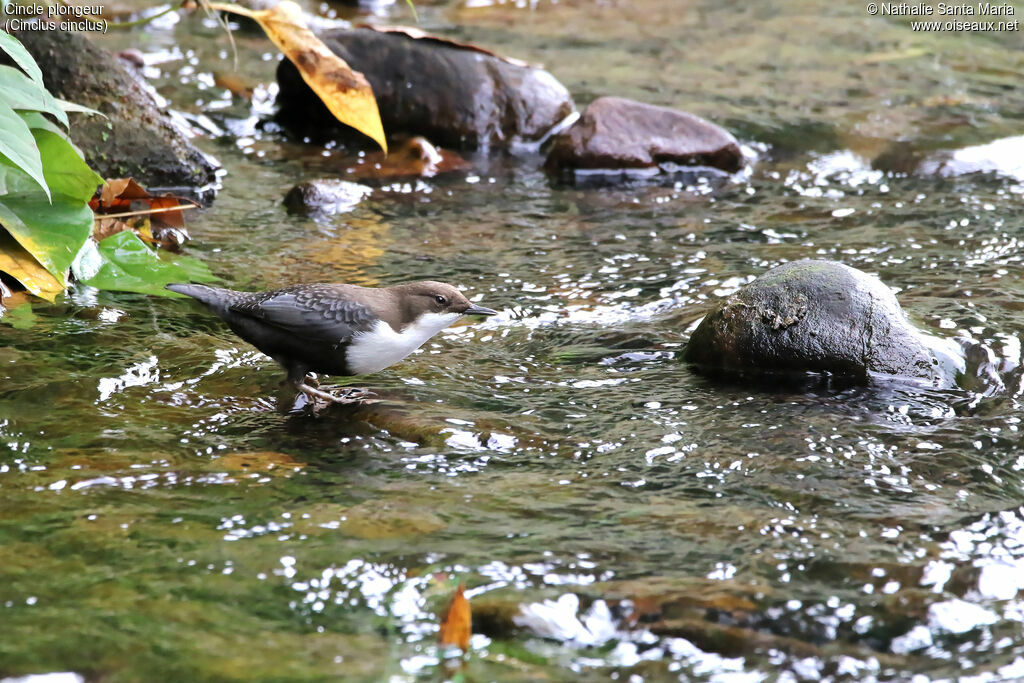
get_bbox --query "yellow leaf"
[0,231,64,302]
[210,1,387,152]
[438,583,472,652]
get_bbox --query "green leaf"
[35,129,103,203]
[56,99,105,118]
[0,65,69,128]
[81,231,218,296]
[0,192,93,286]
[0,100,49,200]
[0,299,36,329]
[164,250,218,285]
[17,110,68,138]
[0,30,45,88]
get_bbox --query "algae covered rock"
[683,260,962,386]
[10,28,219,192]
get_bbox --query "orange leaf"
[148,197,186,229]
[437,583,472,651]
[0,231,64,302]
[91,178,151,212]
[208,0,387,152]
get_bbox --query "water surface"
[2,1,1024,680]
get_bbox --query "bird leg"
[285,366,376,406]
[288,379,379,406]
[290,380,364,404]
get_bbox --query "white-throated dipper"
[166,281,498,404]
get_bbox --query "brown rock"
[544,96,743,177]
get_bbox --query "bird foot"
[294,382,378,405]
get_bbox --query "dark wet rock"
[683,260,963,386]
[284,179,372,215]
[544,97,743,180]
[9,28,219,193]
[276,28,574,150]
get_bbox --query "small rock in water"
[277,28,575,151]
[283,179,372,216]
[683,259,963,387]
[544,96,743,181]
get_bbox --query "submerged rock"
[10,28,219,192]
[683,260,962,386]
[544,97,743,180]
[276,28,574,150]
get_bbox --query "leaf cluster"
[0,32,215,319]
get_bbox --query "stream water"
[2,0,1024,680]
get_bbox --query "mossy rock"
[684,259,962,386]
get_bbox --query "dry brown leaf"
[438,582,472,652]
[93,217,136,242]
[213,71,255,99]
[356,24,534,68]
[0,231,64,302]
[91,178,151,212]
[344,136,471,180]
[210,1,387,152]
[91,178,197,250]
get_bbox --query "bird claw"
[294,382,378,406]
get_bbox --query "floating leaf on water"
[208,0,387,152]
[80,230,217,297]
[438,582,472,652]
[0,291,36,329]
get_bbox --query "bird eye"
[434,295,447,305]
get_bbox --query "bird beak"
[462,304,498,317]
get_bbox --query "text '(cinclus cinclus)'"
[166,280,498,405]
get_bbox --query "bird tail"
[166,283,240,315]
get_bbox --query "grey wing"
[229,285,378,344]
